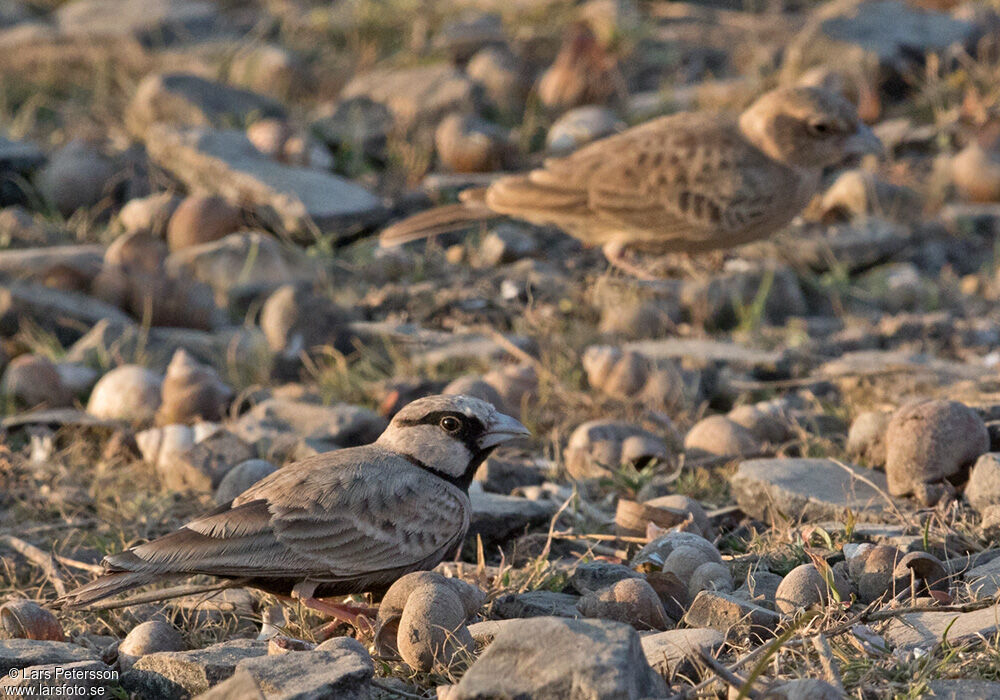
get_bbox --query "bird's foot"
[601,242,663,281]
[299,597,376,637]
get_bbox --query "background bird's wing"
[105,451,467,581]
[486,115,800,250]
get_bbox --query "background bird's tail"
[379,189,500,247]
[57,570,160,609]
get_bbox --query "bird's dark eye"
[440,416,462,433]
[808,120,832,136]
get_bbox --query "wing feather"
[105,449,469,583]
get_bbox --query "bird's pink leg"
[289,582,375,638]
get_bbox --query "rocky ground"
[1,0,1000,698]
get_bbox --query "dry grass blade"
[697,648,760,698]
[0,535,69,597]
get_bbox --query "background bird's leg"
[601,240,661,281]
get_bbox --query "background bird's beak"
[843,123,883,157]
[479,412,531,449]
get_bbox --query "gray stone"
[0,135,44,180]
[761,219,911,273]
[214,459,278,505]
[547,106,623,153]
[884,603,1000,651]
[640,627,725,677]
[209,637,372,700]
[448,617,668,700]
[784,0,978,79]
[468,492,558,545]
[54,0,224,46]
[564,420,668,480]
[966,453,1000,512]
[569,562,643,595]
[847,410,891,467]
[0,641,99,676]
[0,244,103,283]
[233,398,386,449]
[926,680,1000,699]
[492,591,582,619]
[0,281,133,338]
[730,458,897,522]
[310,97,393,159]
[682,590,781,642]
[0,660,115,696]
[123,638,268,699]
[885,399,988,502]
[473,454,546,494]
[146,126,383,241]
[128,73,286,138]
[966,557,1000,600]
[162,430,255,492]
[165,233,317,301]
[340,63,479,133]
[36,140,116,217]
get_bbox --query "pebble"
[0,600,63,641]
[86,365,163,425]
[36,140,115,217]
[684,415,762,459]
[155,349,233,425]
[885,399,988,503]
[166,195,243,252]
[564,420,670,479]
[1,354,73,409]
[117,621,184,672]
[117,192,181,236]
[965,453,1000,512]
[846,410,891,467]
[774,563,849,615]
[434,113,513,173]
[214,459,278,505]
[577,577,673,630]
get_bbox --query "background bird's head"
[376,394,530,488]
[739,86,882,168]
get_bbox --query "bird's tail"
[57,570,160,610]
[379,188,500,247]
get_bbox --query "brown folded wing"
[485,114,805,252]
[104,450,468,586]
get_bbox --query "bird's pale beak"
[479,412,530,449]
[843,123,883,157]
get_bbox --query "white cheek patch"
[382,424,473,479]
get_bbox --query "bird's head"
[739,86,882,168]
[376,394,530,489]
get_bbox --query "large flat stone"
[122,638,267,699]
[884,603,1000,651]
[730,458,898,522]
[468,492,558,545]
[54,0,225,46]
[128,73,287,138]
[0,641,99,675]
[448,617,668,700]
[145,125,384,241]
[926,680,1000,699]
[207,638,373,700]
[641,628,725,677]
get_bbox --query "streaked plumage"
[60,395,529,609]
[379,87,882,269]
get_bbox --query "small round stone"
[885,399,988,503]
[166,195,242,251]
[684,415,762,458]
[214,459,278,505]
[577,577,672,630]
[774,563,848,615]
[846,410,891,467]
[118,621,184,672]
[87,365,163,425]
[1,355,72,409]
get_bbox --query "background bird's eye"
[440,416,462,432]
[808,120,832,136]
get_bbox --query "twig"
[0,535,68,597]
[829,459,915,528]
[52,554,104,575]
[370,678,430,699]
[64,579,250,611]
[697,649,759,699]
[810,635,844,692]
[549,532,649,544]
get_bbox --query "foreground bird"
[60,395,529,621]
[380,86,882,277]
